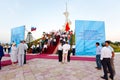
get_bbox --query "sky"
[0,0,120,43]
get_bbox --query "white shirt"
[60,38,63,40]
[24,43,28,50]
[46,37,49,39]
[58,44,63,50]
[53,39,56,42]
[31,45,35,49]
[17,43,27,54]
[50,38,52,41]
[11,46,17,54]
[62,44,70,54]
[63,39,66,42]
[96,46,102,55]
[108,46,114,52]
[62,34,65,38]
[37,44,39,47]
[100,47,112,60]
[65,34,67,37]
[44,44,47,48]
[72,45,75,49]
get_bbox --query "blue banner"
[11,26,25,46]
[75,20,105,56]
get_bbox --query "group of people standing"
[0,31,116,80]
[58,41,71,63]
[0,40,28,70]
[95,41,115,80]
[57,31,75,64]
[30,31,58,54]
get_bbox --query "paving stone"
[0,54,120,80]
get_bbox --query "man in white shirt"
[62,42,70,63]
[53,38,57,46]
[95,42,102,70]
[57,42,63,62]
[100,41,114,80]
[43,43,48,53]
[17,41,28,66]
[36,43,40,53]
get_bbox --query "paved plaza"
[0,54,120,80]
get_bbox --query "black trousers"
[0,57,2,69]
[67,51,71,62]
[44,48,47,53]
[24,50,26,64]
[32,48,36,54]
[101,58,114,80]
[72,48,75,56]
[36,47,40,53]
[58,50,62,62]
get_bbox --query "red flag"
[31,27,36,31]
[65,22,70,31]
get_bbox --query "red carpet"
[1,54,95,67]
[43,36,60,54]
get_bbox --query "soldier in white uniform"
[17,41,27,66]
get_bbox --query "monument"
[63,2,71,31]
[26,32,33,43]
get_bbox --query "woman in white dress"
[10,43,17,66]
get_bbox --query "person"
[43,43,48,53]
[17,41,27,66]
[62,41,70,64]
[72,43,75,56]
[58,42,63,62]
[8,44,11,54]
[67,50,71,62]
[95,42,102,70]
[106,41,115,76]
[100,41,114,80]
[31,44,36,54]
[39,42,43,54]
[63,38,66,45]
[36,43,40,53]
[0,43,4,70]
[10,43,17,66]
[23,41,28,64]
[53,38,57,46]
[3,45,6,53]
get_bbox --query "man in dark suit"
[0,43,4,70]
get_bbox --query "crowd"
[0,40,28,70]
[0,30,115,80]
[2,43,11,54]
[30,31,59,54]
[0,30,75,70]
[95,41,115,80]
[30,30,75,55]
